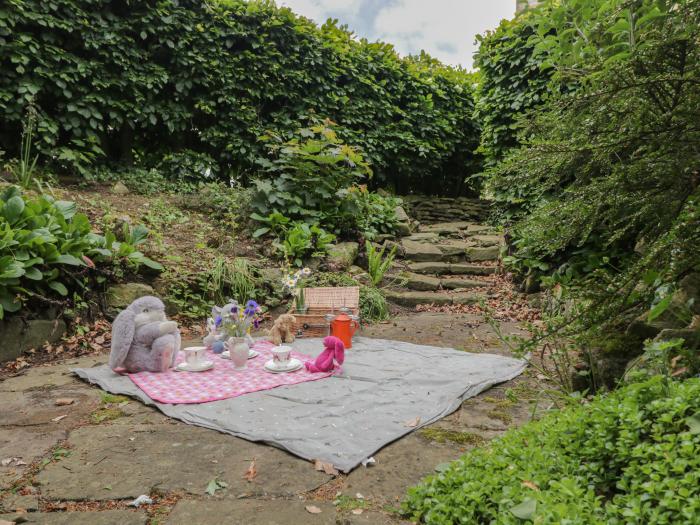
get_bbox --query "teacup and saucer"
[176,346,214,372]
[264,345,302,373]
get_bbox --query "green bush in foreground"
[404,376,700,524]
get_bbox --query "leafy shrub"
[156,149,218,186]
[0,186,159,318]
[276,222,335,267]
[251,120,371,234]
[348,187,401,240]
[481,0,700,350]
[473,8,557,169]
[404,376,700,524]
[0,0,480,194]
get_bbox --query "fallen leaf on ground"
[54,398,75,406]
[314,459,339,476]
[521,480,540,491]
[51,415,68,423]
[243,458,257,481]
[0,519,17,525]
[205,478,228,496]
[305,505,322,514]
[352,509,364,515]
[404,416,421,428]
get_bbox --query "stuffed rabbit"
[109,296,181,373]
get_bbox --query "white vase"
[226,337,249,370]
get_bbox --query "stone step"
[385,290,482,307]
[402,241,500,263]
[407,262,498,276]
[402,272,490,292]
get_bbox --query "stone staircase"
[386,221,503,307]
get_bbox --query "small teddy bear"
[268,313,297,345]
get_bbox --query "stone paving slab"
[165,499,407,525]
[344,434,459,503]
[166,499,337,525]
[0,510,147,524]
[36,424,329,501]
[0,426,67,490]
[0,356,106,392]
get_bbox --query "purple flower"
[253,319,260,329]
[245,300,259,309]
[214,315,222,326]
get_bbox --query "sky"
[277,0,516,69]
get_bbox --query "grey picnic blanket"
[73,337,526,472]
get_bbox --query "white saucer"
[220,349,260,360]
[264,358,303,373]
[175,360,214,372]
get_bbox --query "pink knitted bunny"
[305,336,345,373]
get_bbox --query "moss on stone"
[90,407,126,424]
[419,428,486,446]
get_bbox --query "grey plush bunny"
[109,296,181,373]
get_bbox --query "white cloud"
[373,0,514,68]
[278,0,515,69]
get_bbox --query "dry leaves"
[242,458,257,482]
[351,509,364,515]
[55,398,76,406]
[51,415,68,423]
[521,480,540,491]
[415,273,541,323]
[404,416,421,428]
[314,459,339,476]
[1,457,27,467]
[305,505,323,514]
[1,318,113,378]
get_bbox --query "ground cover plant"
[404,375,700,524]
[0,185,159,318]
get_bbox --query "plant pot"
[225,337,249,370]
[295,306,309,314]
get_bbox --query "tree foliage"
[473,9,556,167]
[0,0,481,195]
[480,0,700,341]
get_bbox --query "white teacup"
[183,346,207,368]
[271,345,292,367]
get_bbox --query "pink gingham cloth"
[127,341,334,404]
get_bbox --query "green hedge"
[404,376,700,524]
[0,0,481,195]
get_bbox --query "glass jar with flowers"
[220,300,262,370]
[284,268,312,314]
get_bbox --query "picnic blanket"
[74,337,527,472]
[128,341,334,404]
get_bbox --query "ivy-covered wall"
[0,0,481,195]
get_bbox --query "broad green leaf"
[3,195,25,222]
[55,200,77,219]
[510,498,536,520]
[54,254,84,266]
[24,267,43,280]
[686,412,700,434]
[48,281,68,296]
[648,295,672,322]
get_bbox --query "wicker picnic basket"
[291,286,360,338]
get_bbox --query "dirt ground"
[0,311,548,524]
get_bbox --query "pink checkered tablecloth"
[127,341,333,404]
